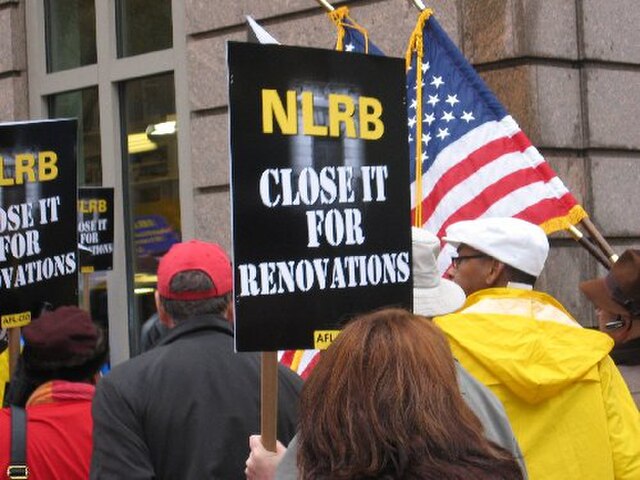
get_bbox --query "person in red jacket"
[0,306,107,479]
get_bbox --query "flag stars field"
[441,111,455,122]
[445,94,459,106]
[436,127,450,140]
[427,94,440,106]
[461,111,475,123]
[430,75,444,88]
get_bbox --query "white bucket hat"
[442,217,549,277]
[412,227,466,317]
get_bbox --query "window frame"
[25,0,194,363]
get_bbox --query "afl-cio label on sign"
[1,311,31,328]
[314,330,341,350]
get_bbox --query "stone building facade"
[0,0,638,402]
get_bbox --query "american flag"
[278,6,383,379]
[268,7,587,377]
[327,6,383,56]
[406,10,587,237]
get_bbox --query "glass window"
[45,0,97,72]
[48,87,107,337]
[120,73,180,354]
[48,88,102,186]
[116,0,172,58]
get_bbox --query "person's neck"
[506,281,533,290]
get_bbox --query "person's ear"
[155,290,175,329]
[224,299,235,325]
[485,260,506,287]
[626,319,640,343]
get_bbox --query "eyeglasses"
[451,254,489,269]
[604,315,625,330]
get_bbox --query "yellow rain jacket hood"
[435,287,640,480]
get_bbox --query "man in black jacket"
[90,240,302,479]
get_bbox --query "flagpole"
[315,0,335,12]
[411,0,427,11]
[566,225,613,269]
[579,218,619,264]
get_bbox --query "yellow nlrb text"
[78,199,108,214]
[262,89,384,140]
[314,330,341,350]
[0,151,59,186]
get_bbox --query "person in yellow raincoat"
[434,217,640,480]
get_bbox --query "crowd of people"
[0,217,638,479]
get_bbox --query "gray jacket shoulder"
[275,435,299,480]
[455,361,528,479]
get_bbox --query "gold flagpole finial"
[316,0,335,12]
[412,0,427,11]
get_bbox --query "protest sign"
[0,119,78,327]
[78,187,114,272]
[228,42,411,352]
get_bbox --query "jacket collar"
[27,380,95,407]
[157,314,233,347]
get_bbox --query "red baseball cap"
[157,240,232,300]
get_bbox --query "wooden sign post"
[82,272,92,311]
[261,352,278,451]
[8,328,20,378]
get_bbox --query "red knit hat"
[157,240,232,300]
[23,306,99,363]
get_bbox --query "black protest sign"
[228,42,412,352]
[0,119,78,328]
[78,187,114,272]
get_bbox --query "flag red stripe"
[279,350,296,369]
[531,159,565,183]
[513,193,580,225]
[420,131,532,213]
[434,164,559,236]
